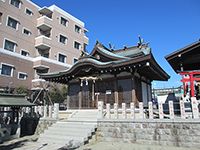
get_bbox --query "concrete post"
[44,105,47,118]
[122,103,126,119]
[158,103,164,119]
[130,102,135,119]
[98,101,103,118]
[106,103,111,119]
[114,103,118,119]
[54,103,59,119]
[49,105,52,118]
[139,102,143,119]
[180,100,185,119]
[148,102,153,119]
[191,97,199,119]
[169,101,174,119]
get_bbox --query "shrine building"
[40,38,170,109]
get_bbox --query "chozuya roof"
[40,36,170,84]
[0,93,35,106]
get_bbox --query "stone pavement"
[0,135,199,150]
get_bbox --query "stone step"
[57,121,98,128]
[67,117,97,121]
[44,129,92,137]
[49,126,94,132]
[40,133,87,142]
[53,122,96,128]
[38,136,84,147]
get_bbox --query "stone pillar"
[139,102,144,119]
[41,106,44,117]
[3,107,8,117]
[122,103,126,119]
[158,103,164,119]
[44,105,47,118]
[114,103,118,119]
[54,103,59,119]
[130,102,135,119]
[98,101,104,118]
[34,106,38,114]
[149,102,153,119]
[180,100,185,119]
[49,105,52,118]
[106,103,111,119]
[191,97,199,119]
[169,101,174,119]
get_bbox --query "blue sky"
[32,0,200,89]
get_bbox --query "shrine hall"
[40,37,170,109]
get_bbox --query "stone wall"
[97,119,200,148]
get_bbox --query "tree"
[49,84,67,104]
[15,85,29,95]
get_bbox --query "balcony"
[35,35,51,50]
[37,16,52,31]
[38,7,53,19]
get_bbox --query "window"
[74,58,78,64]
[1,64,14,77]
[60,17,68,27]
[25,8,33,16]
[18,72,27,80]
[74,41,81,50]
[10,0,21,9]
[7,16,18,30]
[4,39,16,52]
[21,50,29,56]
[58,53,66,63]
[0,12,2,24]
[75,25,81,34]
[59,35,67,45]
[23,28,31,36]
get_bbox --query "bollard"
[130,102,135,119]
[122,103,126,119]
[149,102,153,119]
[106,103,111,119]
[139,102,144,119]
[114,103,118,119]
[98,101,103,118]
[54,103,59,119]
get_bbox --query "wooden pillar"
[67,85,70,110]
[131,76,136,103]
[79,86,82,109]
[114,76,118,104]
[92,81,95,108]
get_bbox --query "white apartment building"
[0,0,89,90]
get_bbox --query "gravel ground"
[0,135,199,150]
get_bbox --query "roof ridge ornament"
[109,42,115,51]
[137,35,150,49]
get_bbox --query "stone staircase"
[38,110,98,147]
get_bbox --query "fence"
[0,103,59,125]
[97,97,199,120]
